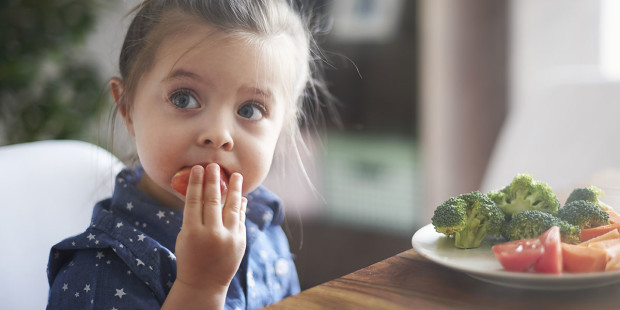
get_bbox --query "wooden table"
[266,249,620,309]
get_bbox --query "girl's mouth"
[170,164,229,197]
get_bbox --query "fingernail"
[191,165,203,176]
[232,172,243,188]
[208,163,220,176]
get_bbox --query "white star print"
[84,284,91,292]
[116,222,124,228]
[62,283,68,291]
[247,270,255,287]
[275,258,290,275]
[136,258,145,266]
[262,212,273,222]
[96,251,105,259]
[138,233,146,241]
[114,288,126,299]
[156,211,165,219]
[126,201,134,210]
[74,292,80,298]
[86,233,96,241]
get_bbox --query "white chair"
[0,140,124,309]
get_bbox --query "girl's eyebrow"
[163,69,204,83]
[164,68,273,99]
[241,86,273,99]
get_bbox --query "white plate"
[411,224,620,290]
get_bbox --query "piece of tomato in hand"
[492,238,544,272]
[170,165,228,197]
[534,226,563,274]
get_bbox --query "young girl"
[47,0,331,309]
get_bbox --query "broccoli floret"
[487,173,560,219]
[430,196,467,235]
[557,200,610,229]
[431,191,505,249]
[502,210,580,244]
[565,185,613,211]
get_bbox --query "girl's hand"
[163,164,247,309]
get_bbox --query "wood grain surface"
[266,249,620,309]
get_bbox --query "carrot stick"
[579,229,620,247]
[606,209,620,224]
[580,223,620,242]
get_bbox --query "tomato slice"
[561,242,606,273]
[534,226,563,274]
[170,165,228,196]
[492,238,544,272]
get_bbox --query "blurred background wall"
[2,0,620,291]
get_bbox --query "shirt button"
[275,258,289,276]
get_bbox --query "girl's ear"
[109,77,135,136]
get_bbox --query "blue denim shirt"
[47,167,299,309]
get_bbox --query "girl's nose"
[197,118,234,151]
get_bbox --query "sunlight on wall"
[600,0,620,79]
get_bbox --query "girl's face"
[115,23,292,209]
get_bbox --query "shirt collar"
[109,166,182,251]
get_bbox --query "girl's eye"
[237,102,265,120]
[169,90,199,109]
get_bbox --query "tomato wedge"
[492,238,544,272]
[535,226,563,274]
[170,165,228,196]
[561,243,607,273]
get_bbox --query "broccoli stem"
[454,225,488,249]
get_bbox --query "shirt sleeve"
[47,248,161,310]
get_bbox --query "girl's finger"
[239,197,247,229]
[223,173,243,229]
[182,165,205,228]
[202,163,223,226]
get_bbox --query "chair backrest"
[0,140,124,309]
